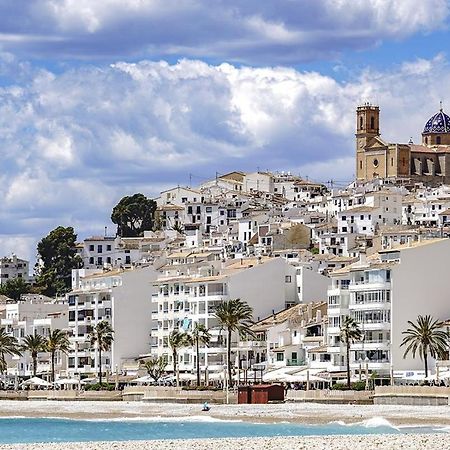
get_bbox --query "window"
[97,257,103,265]
[206,207,212,213]
[89,244,94,251]
[359,116,363,130]
[359,160,363,170]
[437,136,441,145]
[360,215,364,220]
[285,275,292,283]
[181,197,187,203]
[106,245,112,251]
[342,227,347,232]
[89,257,94,264]
[276,352,284,362]
[370,116,375,129]
[106,257,111,264]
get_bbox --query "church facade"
[356,104,450,185]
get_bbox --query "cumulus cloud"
[0,0,447,63]
[1,52,450,263]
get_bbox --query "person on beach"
[202,402,210,412]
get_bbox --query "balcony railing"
[286,359,305,366]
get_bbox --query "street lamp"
[364,357,369,390]
[358,357,363,381]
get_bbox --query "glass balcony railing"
[286,359,305,366]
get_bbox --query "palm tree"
[21,334,47,377]
[46,329,70,383]
[88,321,114,385]
[168,330,190,387]
[190,323,211,386]
[400,315,448,377]
[142,356,167,383]
[214,298,255,387]
[340,316,362,389]
[0,328,21,377]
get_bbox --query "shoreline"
[0,400,448,427]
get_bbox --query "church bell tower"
[356,104,380,180]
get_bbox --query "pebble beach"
[0,401,447,449]
[0,434,448,450]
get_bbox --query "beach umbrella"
[131,375,153,384]
[54,378,80,385]
[21,377,52,387]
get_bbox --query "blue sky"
[1,0,450,263]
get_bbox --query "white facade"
[1,299,68,377]
[151,257,298,376]
[0,255,29,284]
[327,239,450,377]
[66,265,158,377]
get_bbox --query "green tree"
[0,278,30,301]
[111,193,157,237]
[214,298,255,387]
[142,356,167,383]
[21,334,47,377]
[340,316,362,389]
[0,328,21,375]
[88,321,114,385]
[189,323,211,386]
[36,226,82,297]
[46,329,70,383]
[400,315,448,377]
[169,330,190,387]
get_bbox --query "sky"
[1,0,450,264]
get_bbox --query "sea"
[0,416,447,443]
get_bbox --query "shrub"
[84,383,116,391]
[331,381,366,391]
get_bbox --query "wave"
[329,416,400,431]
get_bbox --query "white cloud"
[0,0,448,63]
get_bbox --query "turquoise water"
[0,417,444,443]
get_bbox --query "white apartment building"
[1,298,68,377]
[151,257,298,377]
[0,255,29,284]
[254,302,328,371]
[157,186,203,207]
[81,233,169,270]
[327,239,450,378]
[66,265,158,377]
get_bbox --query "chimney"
[359,247,367,265]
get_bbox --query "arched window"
[425,136,428,144]
[359,160,363,170]
[370,116,375,130]
[359,116,363,130]
[436,136,441,145]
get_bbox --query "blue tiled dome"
[423,109,450,133]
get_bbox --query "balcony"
[238,340,266,349]
[303,335,324,342]
[286,359,305,366]
[349,281,390,291]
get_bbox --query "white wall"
[228,258,289,320]
[391,239,450,371]
[111,265,159,371]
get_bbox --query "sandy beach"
[0,400,448,427]
[0,401,448,449]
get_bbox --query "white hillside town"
[1,104,450,390]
